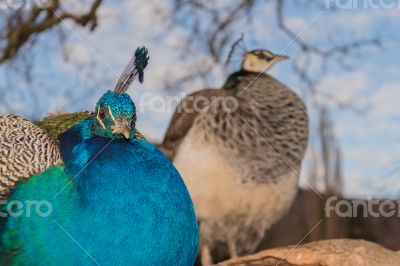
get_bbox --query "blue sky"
[0,0,399,198]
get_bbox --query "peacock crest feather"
[114,46,150,94]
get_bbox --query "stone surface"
[218,239,400,266]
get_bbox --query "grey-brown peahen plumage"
[161,49,309,265]
[0,114,62,199]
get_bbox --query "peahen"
[0,47,199,265]
[161,48,308,265]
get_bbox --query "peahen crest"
[114,46,150,94]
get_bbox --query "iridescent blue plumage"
[0,86,199,264]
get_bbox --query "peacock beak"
[111,116,131,139]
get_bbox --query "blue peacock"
[0,47,199,266]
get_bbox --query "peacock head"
[241,49,288,73]
[92,46,149,140]
[93,91,136,140]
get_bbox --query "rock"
[218,239,400,266]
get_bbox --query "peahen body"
[161,49,308,265]
[0,114,62,199]
[0,48,199,265]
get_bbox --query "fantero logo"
[0,200,53,218]
[325,196,400,218]
[325,0,400,9]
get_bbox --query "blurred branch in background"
[276,0,381,94]
[0,0,103,64]
[0,0,104,118]
[166,0,382,97]
[170,0,256,62]
[317,106,342,195]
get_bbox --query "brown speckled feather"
[0,114,62,199]
[161,88,230,159]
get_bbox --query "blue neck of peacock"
[59,117,141,207]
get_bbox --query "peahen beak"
[273,54,289,62]
[111,116,131,139]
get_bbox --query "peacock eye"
[98,109,107,120]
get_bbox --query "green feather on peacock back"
[35,111,145,142]
[34,112,93,142]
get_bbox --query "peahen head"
[92,46,149,140]
[241,49,288,73]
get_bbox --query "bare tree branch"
[166,0,382,102]
[0,0,103,63]
[170,0,257,62]
[276,0,381,58]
